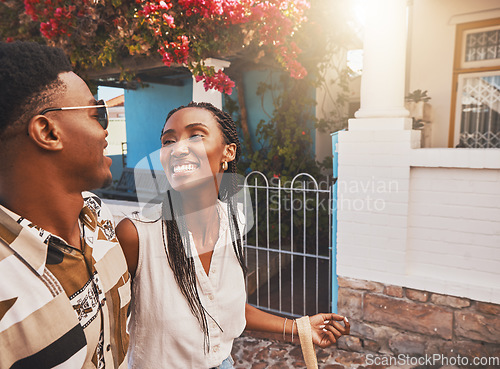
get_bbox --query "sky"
[98,86,124,102]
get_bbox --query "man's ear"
[223,143,237,163]
[27,115,63,151]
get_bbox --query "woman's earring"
[222,161,228,171]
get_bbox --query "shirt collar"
[0,202,95,277]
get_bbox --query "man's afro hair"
[0,41,73,132]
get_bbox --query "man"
[0,41,130,368]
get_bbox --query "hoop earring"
[222,161,228,171]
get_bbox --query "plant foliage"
[2,0,310,93]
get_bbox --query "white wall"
[337,118,418,287]
[407,165,500,303]
[102,199,140,225]
[106,118,127,156]
[337,118,500,304]
[408,0,500,148]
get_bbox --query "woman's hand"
[244,304,350,348]
[308,313,350,348]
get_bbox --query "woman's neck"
[179,187,220,233]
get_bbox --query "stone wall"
[337,276,500,364]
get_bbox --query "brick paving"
[231,332,458,369]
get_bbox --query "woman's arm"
[116,218,139,277]
[245,304,350,348]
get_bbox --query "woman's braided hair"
[160,101,246,352]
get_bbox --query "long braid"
[160,101,247,353]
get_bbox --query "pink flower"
[162,13,175,27]
[198,69,235,95]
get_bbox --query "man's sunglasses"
[38,99,109,130]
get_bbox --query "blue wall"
[238,70,276,151]
[108,154,125,182]
[236,70,316,153]
[124,80,192,169]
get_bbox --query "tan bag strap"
[296,316,318,369]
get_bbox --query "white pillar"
[336,0,422,290]
[192,58,230,109]
[354,0,409,120]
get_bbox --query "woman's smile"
[171,161,200,175]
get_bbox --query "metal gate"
[242,172,333,317]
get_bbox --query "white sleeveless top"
[127,201,246,369]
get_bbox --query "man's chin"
[87,172,113,192]
[100,172,113,189]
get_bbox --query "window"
[449,18,500,148]
[464,27,500,65]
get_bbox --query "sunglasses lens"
[97,100,108,130]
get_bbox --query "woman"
[116,102,349,369]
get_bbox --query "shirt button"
[106,344,111,352]
[213,345,219,353]
[208,294,214,300]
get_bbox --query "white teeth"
[173,164,197,173]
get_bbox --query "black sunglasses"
[38,99,109,130]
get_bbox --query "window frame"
[448,17,500,147]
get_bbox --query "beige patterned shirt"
[0,192,130,368]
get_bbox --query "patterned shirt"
[0,192,130,369]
